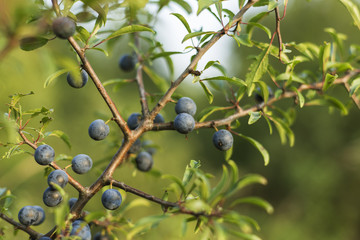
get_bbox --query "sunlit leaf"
[182,31,216,43]
[44,130,71,149]
[199,81,214,104]
[290,87,305,108]
[349,78,360,95]
[231,196,274,214]
[104,25,155,42]
[248,111,262,125]
[338,0,360,31]
[197,0,220,15]
[44,69,68,88]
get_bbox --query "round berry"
[101,189,122,210]
[34,145,55,165]
[127,113,142,130]
[32,205,45,226]
[212,129,234,151]
[68,197,77,209]
[67,70,88,88]
[119,54,136,72]
[135,151,153,172]
[18,206,39,226]
[70,220,91,240]
[47,169,68,189]
[72,154,93,174]
[88,119,110,141]
[154,113,165,124]
[175,97,197,116]
[52,17,76,39]
[43,187,63,207]
[174,113,195,134]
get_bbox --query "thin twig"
[111,179,178,208]
[67,37,131,136]
[274,7,283,63]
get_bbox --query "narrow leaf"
[199,81,214,104]
[104,25,155,42]
[237,133,270,166]
[162,175,187,196]
[290,87,305,108]
[143,66,169,92]
[171,13,191,33]
[231,197,274,214]
[349,78,360,95]
[322,73,338,92]
[44,69,68,88]
[338,0,360,30]
[44,130,71,149]
[245,47,269,93]
[182,31,216,43]
[197,0,220,15]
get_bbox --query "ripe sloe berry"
[67,70,88,88]
[43,187,63,207]
[72,154,93,174]
[34,145,55,165]
[52,17,76,39]
[119,54,136,72]
[47,169,68,189]
[175,97,197,116]
[135,151,153,172]
[101,189,122,210]
[88,119,110,141]
[212,129,233,151]
[174,113,195,134]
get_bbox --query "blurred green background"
[1,0,360,239]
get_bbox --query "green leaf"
[182,31,216,43]
[237,133,270,166]
[324,95,348,115]
[275,73,305,84]
[262,112,273,134]
[143,66,169,92]
[290,87,305,108]
[224,146,233,161]
[90,47,109,56]
[248,111,262,125]
[338,0,360,31]
[44,69,68,88]
[20,37,48,51]
[150,51,183,60]
[104,25,155,42]
[319,42,331,73]
[202,76,247,87]
[271,117,295,146]
[349,78,360,95]
[227,228,262,240]
[44,130,71,149]
[197,0,220,15]
[247,22,272,39]
[224,212,260,231]
[75,26,90,43]
[162,175,187,196]
[208,165,229,203]
[322,73,338,92]
[182,160,201,187]
[171,13,191,33]
[228,160,239,185]
[245,48,269,94]
[225,174,267,198]
[231,197,274,214]
[199,81,214,104]
[204,60,220,71]
[173,0,192,14]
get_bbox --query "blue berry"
[175,97,197,116]
[154,113,165,124]
[32,205,45,226]
[135,151,153,172]
[39,237,52,240]
[174,113,195,134]
[67,70,88,88]
[101,189,122,210]
[88,119,110,141]
[127,113,142,130]
[47,169,68,189]
[43,187,63,207]
[72,154,93,174]
[212,129,233,151]
[18,206,39,226]
[52,17,76,39]
[68,197,77,209]
[70,220,91,240]
[34,145,55,165]
[119,54,136,72]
